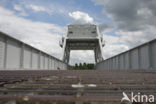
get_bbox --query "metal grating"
[0,70,156,104]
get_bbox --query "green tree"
[79,63,83,69]
[83,63,88,69]
[87,64,94,69]
[75,63,78,69]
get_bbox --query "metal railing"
[0,32,68,70]
[96,39,156,70]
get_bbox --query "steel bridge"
[60,24,105,64]
[0,24,156,104]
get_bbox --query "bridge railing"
[0,32,68,70]
[96,39,156,70]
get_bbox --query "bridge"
[60,24,104,64]
[0,24,156,104]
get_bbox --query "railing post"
[20,43,24,69]
[38,51,41,69]
[128,51,131,69]
[4,37,8,69]
[138,48,140,70]
[148,42,152,69]
[30,49,33,69]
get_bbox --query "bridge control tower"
[60,24,105,64]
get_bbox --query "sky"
[0,0,156,65]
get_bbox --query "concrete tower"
[59,24,105,64]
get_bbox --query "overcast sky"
[0,0,156,65]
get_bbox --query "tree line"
[70,63,94,70]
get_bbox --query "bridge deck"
[0,70,156,104]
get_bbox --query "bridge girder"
[60,24,105,64]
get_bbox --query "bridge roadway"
[0,70,156,104]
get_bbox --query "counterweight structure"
[60,24,105,64]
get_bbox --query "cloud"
[69,50,95,64]
[69,11,94,24]
[101,34,129,59]
[13,4,28,16]
[98,22,113,34]
[26,4,53,15]
[1,0,156,65]
[0,6,96,65]
[93,0,156,31]
[93,0,156,58]
[0,6,64,59]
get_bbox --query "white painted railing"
[0,32,68,70]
